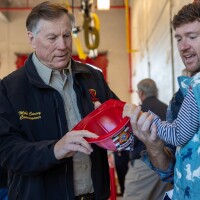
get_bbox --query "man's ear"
[27,31,36,49]
[138,90,144,101]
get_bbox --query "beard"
[192,61,200,76]
[184,58,200,76]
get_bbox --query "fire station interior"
[0,0,196,199]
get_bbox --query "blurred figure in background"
[113,151,129,196]
[136,78,168,119]
[123,78,172,200]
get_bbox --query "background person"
[0,2,119,200]
[123,78,172,200]
[136,78,167,120]
[113,151,129,196]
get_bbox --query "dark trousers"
[114,151,129,195]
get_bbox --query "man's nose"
[179,40,190,51]
[57,37,67,49]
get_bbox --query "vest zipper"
[53,92,69,199]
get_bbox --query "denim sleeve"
[141,147,175,184]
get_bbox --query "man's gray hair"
[137,78,158,97]
[26,1,75,35]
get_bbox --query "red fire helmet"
[72,99,134,151]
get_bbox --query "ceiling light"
[97,0,110,10]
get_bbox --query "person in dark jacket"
[123,78,172,200]
[0,78,8,200]
[137,78,168,120]
[0,2,119,200]
[0,166,8,200]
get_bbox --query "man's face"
[175,21,200,75]
[28,14,72,70]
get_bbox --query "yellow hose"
[83,13,100,50]
[65,0,87,59]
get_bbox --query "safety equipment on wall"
[80,0,100,50]
[83,12,100,50]
[72,99,134,151]
[70,0,100,59]
[72,26,88,60]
